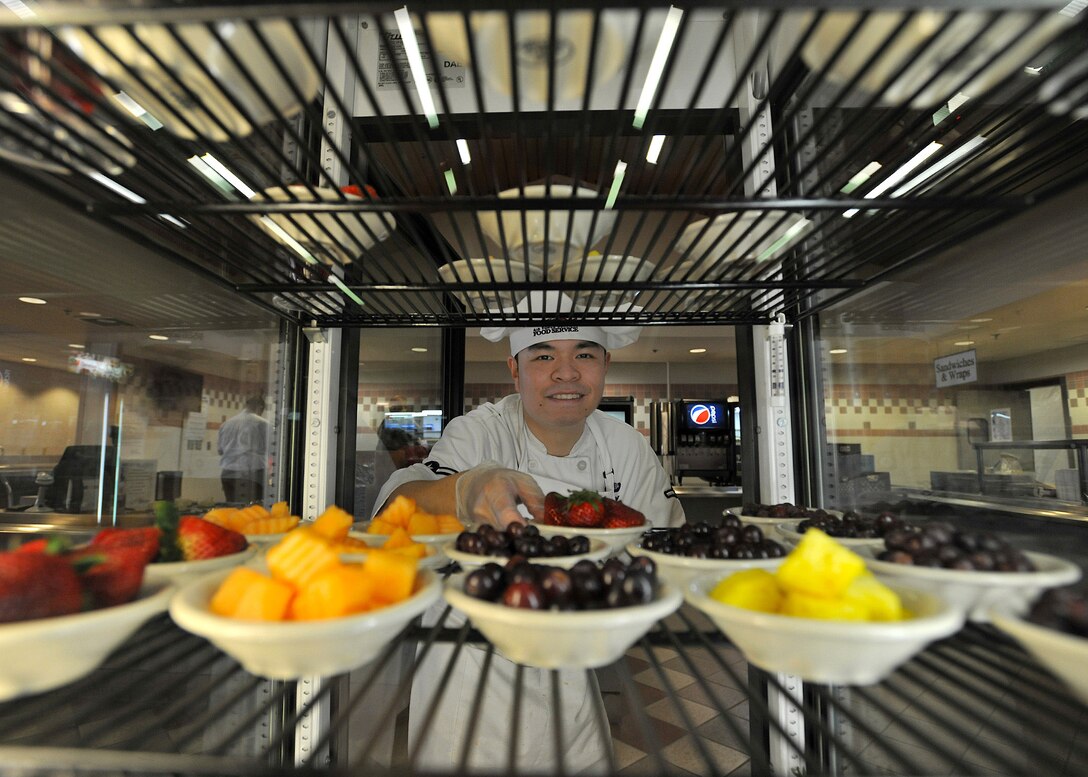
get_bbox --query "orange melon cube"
[244,515,300,535]
[211,567,294,621]
[270,501,290,517]
[390,544,428,560]
[266,527,341,588]
[376,494,416,529]
[367,518,397,536]
[290,564,375,620]
[407,512,439,536]
[312,505,354,540]
[383,526,414,549]
[435,514,465,534]
[363,550,418,605]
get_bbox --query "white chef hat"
[479,290,643,355]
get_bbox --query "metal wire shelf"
[1,3,1086,328]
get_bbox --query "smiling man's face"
[509,339,610,453]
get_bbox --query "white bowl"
[776,523,885,551]
[535,521,650,557]
[243,520,313,547]
[626,542,785,590]
[144,544,259,588]
[170,568,441,680]
[442,537,610,570]
[862,551,1081,623]
[437,258,544,312]
[990,606,1088,705]
[476,185,616,262]
[60,20,319,140]
[547,255,655,310]
[355,522,461,547]
[251,185,395,265]
[443,572,682,669]
[675,211,812,266]
[0,581,174,701]
[798,10,1072,109]
[686,574,963,685]
[338,533,449,570]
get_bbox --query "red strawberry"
[0,552,83,623]
[602,498,645,529]
[542,492,567,525]
[91,527,162,565]
[565,490,605,528]
[175,516,247,561]
[70,545,148,609]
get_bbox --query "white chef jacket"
[372,394,684,527]
[371,395,684,774]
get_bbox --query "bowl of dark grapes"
[777,510,904,550]
[444,523,609,570]
[991,587,1088,704]
[863,522,1081,621]
[627,517,788,588]
[443,556,682,669]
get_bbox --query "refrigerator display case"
[1,2,1087,776]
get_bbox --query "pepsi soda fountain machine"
[670,399,737,485]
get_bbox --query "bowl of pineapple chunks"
[686,529,964,685]
[170,505,441,679]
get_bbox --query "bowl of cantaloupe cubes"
[685,529,964,685]
[203,501,306,545]
[169,505,441,679]
[360,495,465,544]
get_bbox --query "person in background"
[217,395,269,504]
[371,292,683,774]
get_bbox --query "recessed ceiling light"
[79,311,101,318]
[148,334,169,341]
[969,318,993,323]
[411,347,428,353]
[955,340,975,346]
[21,357,37,363]
[957,325,979,331]
[18,296,46,305]
[688,348,707,354]
[68,343,85,349]
[829,348,848,354]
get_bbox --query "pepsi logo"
[688,404,715,426]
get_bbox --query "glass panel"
[814,188,1088,512]
[355,328,445,520]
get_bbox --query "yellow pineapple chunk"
[840,573,904,621]
[290,565,375,620]
[709,569,783,613]
[266,527,340,588]
[775,528,866,598]
[781,589,870,621]
[211,567,294,621]
[311,505,354,540]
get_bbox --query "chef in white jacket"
[371,293,684,774]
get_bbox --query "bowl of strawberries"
[535,490,650,557]
[140,502,257,587]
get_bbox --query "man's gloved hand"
[455,463,546,529]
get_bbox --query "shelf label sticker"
[376,29,466,91]
[934,349,977,387]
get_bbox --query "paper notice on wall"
[934,349,977,387]
[121,459,157,511]
[184,412,207,452]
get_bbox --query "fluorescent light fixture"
[892,137,986,196]
[646,134,666,164]
[68,343,85,349]
[395,6,439,129]
[19,296,46,305]
[756,217,812,262]
[688,348,706,354]
[604,160,627,210]
[200,153,256,198]
[187,155,235,197]
[1,0,35,19]
[840,161,882,194]
[970,317,993,323]
[258,217,318,264]
[843,142,943,217]
[1023,65,1044,77]
[112,92,163,130]
[829,348,848,354]
[456,138,472,164]
[21,357,37,363]
[79,312,101,318]
[411,347,428,353]
[955,340,975,346]
[633,5,684,130]
[329,276,365,307]
[88,172,187,228]
[148,334,169,341]
[444,168,458,196]
[933,93,970,126]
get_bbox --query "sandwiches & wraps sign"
[934,349,977,387]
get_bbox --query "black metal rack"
[2,2,1087,329]
[1,597,1086,776]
